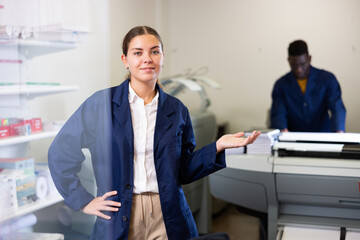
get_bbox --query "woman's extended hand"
[216,130,261,153]
[81,190,121,220]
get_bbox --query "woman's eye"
[134,52,142,56]
[152,50,160,54]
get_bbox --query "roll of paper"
[0,213,37,236]
[36,176,48,200]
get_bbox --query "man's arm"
[270,81,288,131]
[327,74,346,132]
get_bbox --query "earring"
[126,67,129,70]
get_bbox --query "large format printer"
[210,131,360,240]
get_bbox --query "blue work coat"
[48,79,226,240]
[270,66,346,132]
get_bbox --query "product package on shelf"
[24,118,42,133]
[0,125,10,138]
[16,173,37,206]
[8,118,29,136]
[0,157,34,170]
[0,175,18,218]
[35,162,61,199]
[0,117,42,138]
[0,158,37,207]
[0,0,90,41]
[36,30,88,43]
[44,120,65,131]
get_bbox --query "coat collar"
[303,66,319,98]
[288,65,317,99]
[154,83,175,152]
[112,79,133,150]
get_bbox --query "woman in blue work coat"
[48,26,260,240]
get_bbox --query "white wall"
[31,0,360,135]
[160,0,360,133]
[108,0,169,87]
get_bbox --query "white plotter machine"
[209,131,360,240]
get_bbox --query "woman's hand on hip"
[81,190,121,220]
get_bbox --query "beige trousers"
[128,193,168,240]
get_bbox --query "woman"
[48,26,260,240]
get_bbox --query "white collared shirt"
[128,83,159,194]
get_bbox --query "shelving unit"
[16,40,77,59]
[0,130,59,147]
[0,39,78,226]
[0,194,64,223]
[0,85,78,97]
[0,39,77,59]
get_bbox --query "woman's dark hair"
[122,26,163,56]
[288,40,308,57]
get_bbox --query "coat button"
[126,184,131,189]
[122,216,128,221]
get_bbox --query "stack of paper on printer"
[280,226,340,240]
[225,129,280,155]
[245,129,280,155]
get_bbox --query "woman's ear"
[121,54,128,68]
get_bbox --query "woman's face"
[122,34,164,85]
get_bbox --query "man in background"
[270,40,346,132]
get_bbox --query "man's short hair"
[288,40,308,56]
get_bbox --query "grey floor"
[211,204,261,240]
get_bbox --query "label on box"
[0,126,9,138]
[9,122,25,136]
[25,118,42,132]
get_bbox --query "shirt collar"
[128,82,159,105]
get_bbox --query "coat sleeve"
[178,107,226,185]
[326,74,346,132]
[48,96,98,211]
[270,80,288,130]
